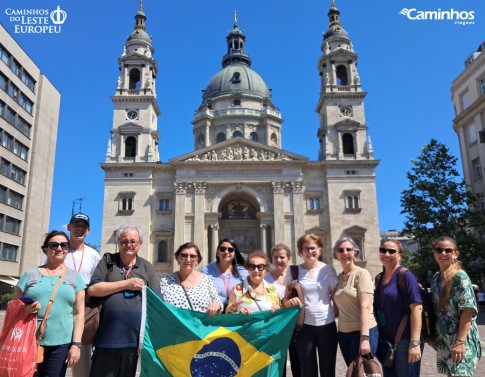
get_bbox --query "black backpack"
[375,267,436,342]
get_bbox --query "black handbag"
[376,338,395,368]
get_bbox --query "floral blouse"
[226,278,280,313]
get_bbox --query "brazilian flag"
[141,287,300,376]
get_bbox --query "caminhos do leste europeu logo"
[399,8,475,25]
[4,5,67,33]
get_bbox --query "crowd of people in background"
[3,212,482,377]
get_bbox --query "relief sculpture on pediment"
[185,144,293,162]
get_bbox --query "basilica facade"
[100,3,382,277]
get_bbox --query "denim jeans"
[37,343,70,377]
[382,339,423,377]
[338,325,379,366]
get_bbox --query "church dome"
[126,28,152,44]
[203,64,270,100]
[323,24,349,40]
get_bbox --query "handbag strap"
[177,273,194,311]
[394,313,409,346]
[37,268,67,341]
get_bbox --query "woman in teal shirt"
[15,230,85,377]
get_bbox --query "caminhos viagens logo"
[399,7,475,25]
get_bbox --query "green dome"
[204,64,270,100]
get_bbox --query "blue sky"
[1,0,483,248]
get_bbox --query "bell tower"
[316,1,373,161]
[106,2,160,163]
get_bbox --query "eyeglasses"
[337,248,354,253]
[248,264,267,271]
[48,242,69,250]
[434,247,455,254]
[179,252,198,260]
[219,246,235,253]
[379,247,399,255]
[302,246,318,252]
[119,240,139,247]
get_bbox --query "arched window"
[216,132,226,143]
[158,240,168,262]
[270,133,278,146]
[129,69,141,89]
[250,132,258,142]
[125,136,137,157]
[197,134,205,149]
[336,65,348,86]
[342,133,355,155]
[232,131,243,138]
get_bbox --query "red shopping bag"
[0,300,38,377]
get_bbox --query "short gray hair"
[332,237,360,259]
[116,225,144,244]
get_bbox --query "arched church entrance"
[217,195,261,258]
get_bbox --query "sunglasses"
[434,247,455,254]
[337,247,354,253]
[379,247,399,255]
[219,246,235,253]
[48,242,69,250]
[180,252,198,260]
[248,264,267,271]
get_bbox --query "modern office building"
[101,2,382,276]
[0,24,60,289]
[451,40,485,242]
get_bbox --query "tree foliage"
[400,139,485,285]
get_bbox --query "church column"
[292,181,305,244]
[272,181,285,244]
[260,224,268,254]
[210,224,219,262]
[173,182,187,265]
[194,182,207,261]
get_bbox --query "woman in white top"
[332,237,378,366]
[265,243,301,377]
[283,234,338,377]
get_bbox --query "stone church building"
[100,2,382,276]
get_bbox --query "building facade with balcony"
[101,3,382,276]
[0,25,60,288]
[452,41,485,242]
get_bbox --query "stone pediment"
[118,123,144,134]
[334,118,361,130]
[170,137,308,163]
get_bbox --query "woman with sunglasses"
[282,233,338,377]
[14,230,86,377]
[160,242,222,315]
[226,251,280,314]
[430,236,481,377]
[201,238,248,311]
[332,237,378,366]
[374,238,423,377]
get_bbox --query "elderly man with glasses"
[87,225,159,377]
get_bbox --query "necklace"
[383,264,399,285]
[44,266,64,286]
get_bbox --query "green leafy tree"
[85,242,100,252]
[400,139,485,285]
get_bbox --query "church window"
[118,192,135,214]
[233,99,241,106]
[250,132,258,142]
[336,65,348,86]
[232,130,243,138]
[216,132,226,143]
[344,190,361,212]
[197,134,205,148]
[231,73,241,84]
[270,133,278,146]
[125,136,137,157]
[342,133,355,155]
[308,197,320,210]
[158,240,168,262]
[480,77,485,96]
[159,199,171,211]
[129,68,141,89]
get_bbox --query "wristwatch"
[71,342,82,348]
[360,335,370,340]
[410,339,420,346]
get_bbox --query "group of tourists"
[7,212,482,377]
